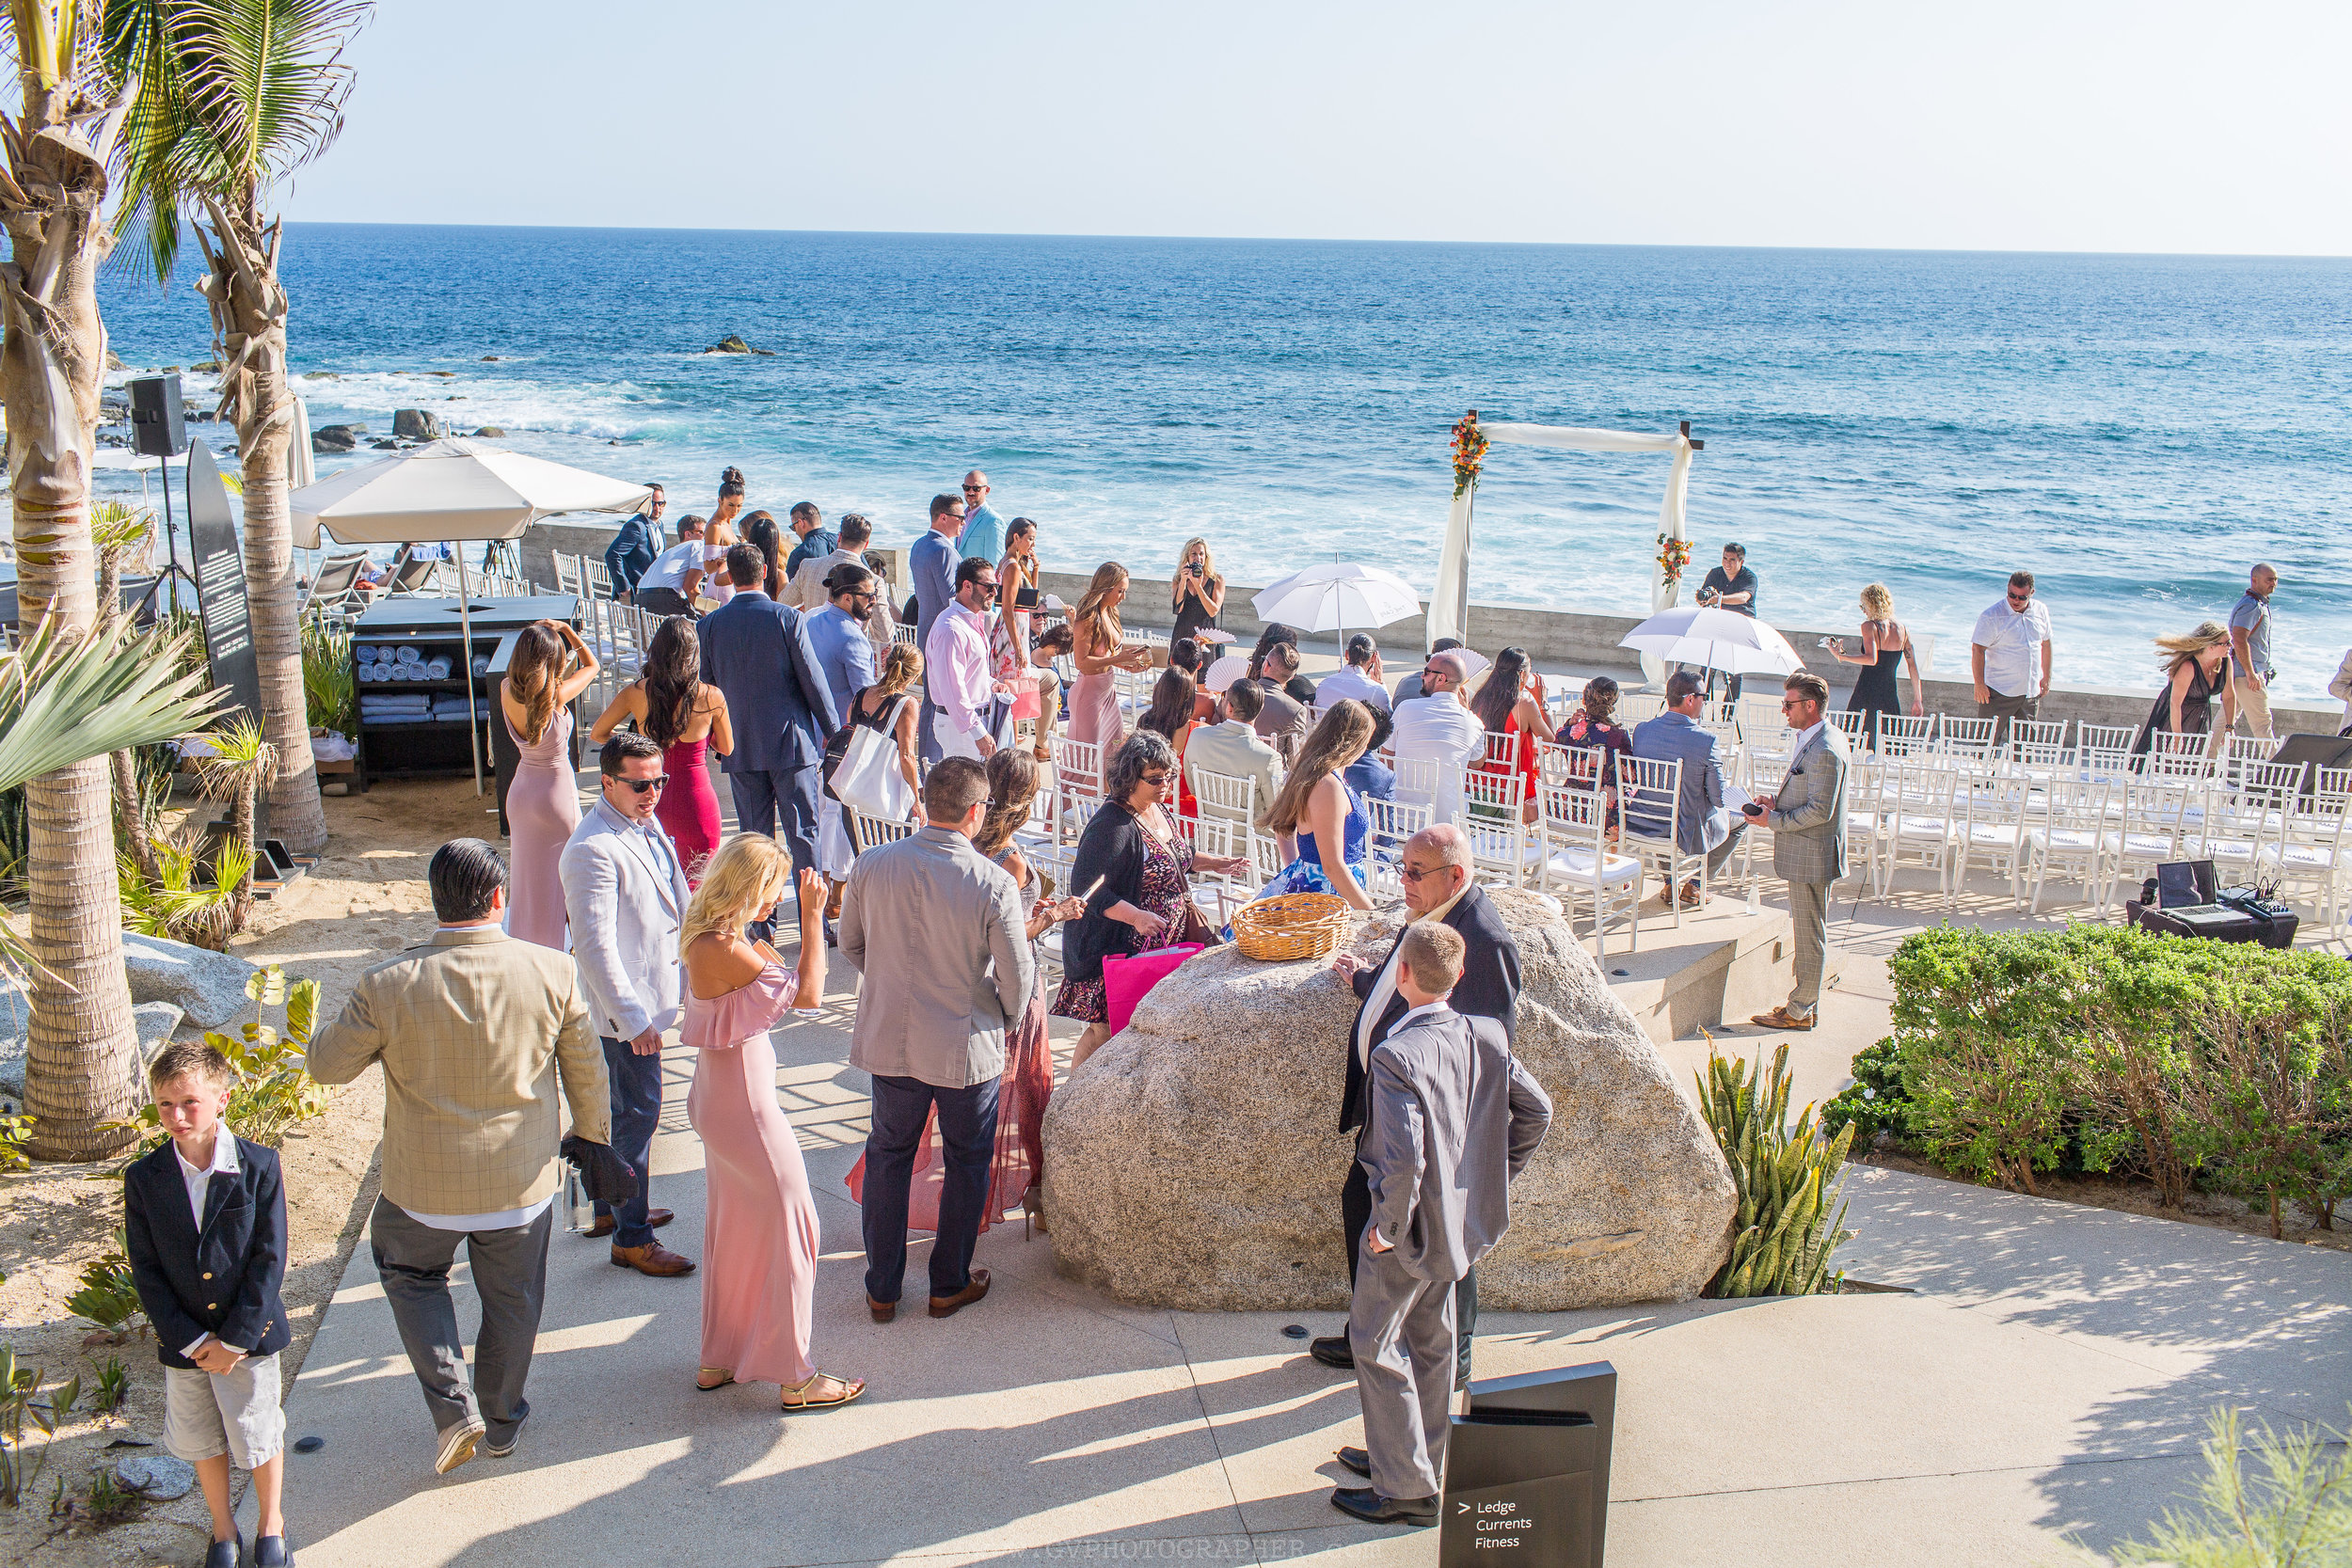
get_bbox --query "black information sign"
[1439,1362,1617,1568]
[185,443,263,729]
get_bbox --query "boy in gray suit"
[1332,921,1551,1526]
[1744,672,1849,1032]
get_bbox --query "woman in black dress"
[2131,622,2237,758]
[1170,537,1225,646]
[1826,582,1924,748]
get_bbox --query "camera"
[1187,563,1202,578]
[1696,586,1719,606]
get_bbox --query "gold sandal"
[780,1371,866,1411]
[695,1369,735,1392]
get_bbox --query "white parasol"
[1251,562,1422,659]
[291,439,652,791]
[1618,606,1805,676]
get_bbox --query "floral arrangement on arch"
[1450,411,1489,500]
[1657,533,1692,588]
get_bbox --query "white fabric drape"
[1426,422,1696,686]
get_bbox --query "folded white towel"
[424,656,453,680]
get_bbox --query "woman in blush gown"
[1065,562,1152,786]
[686,466,746,609]
[498,620,597,948]
[589,616,732,885]
[682,838,864,1411]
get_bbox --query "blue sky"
[280,0,2348,255]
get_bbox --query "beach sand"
[0,778,485,1567]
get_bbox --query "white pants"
[937,722,987,763]
[817,793,855,879]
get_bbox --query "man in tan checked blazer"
[310,839,612,1477]
[1742,672,1850,1033]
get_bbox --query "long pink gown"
[501,702,578,949]
[684,962,820,1386]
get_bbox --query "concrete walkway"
[257,948,2352,1568]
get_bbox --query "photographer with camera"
[1694,542,1758,705]
[1172,537,1226,645]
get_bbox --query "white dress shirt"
[926,600,994,741]
[637,538,703,595]
[174,1132,241,1355]
[1315,665,1392,713]
[1390,693,1487,824]
[1971,598,2052,698]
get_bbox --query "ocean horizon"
[92,224,2352,702]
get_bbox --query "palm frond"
[0,616,229,793]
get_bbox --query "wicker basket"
[1232,892,1351,961]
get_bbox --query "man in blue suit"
[602,483,665,601]
[910,491,968,764]
[1629,670,1745,909]
[698,542,843,928]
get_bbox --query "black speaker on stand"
[127,374,194,616]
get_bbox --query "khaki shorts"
[164,1352,285,1470]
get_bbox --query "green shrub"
[1821,1037,1913,1157]
[64,1232,142,1337]
[1881,925,2352,1217]
[301,607,355,736]
[2100,1403,2352,1566]
[106,965,330,1154]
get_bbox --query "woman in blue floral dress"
[1256,700,1377,910]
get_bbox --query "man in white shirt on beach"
[1970,569,2053,748]
[2227,563,2279,739]
[1317,636,1392,714]
[926,556,1002,763]
[1390,650,1486,826]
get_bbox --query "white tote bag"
[831,696,915,821]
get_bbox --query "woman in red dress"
[1470,645,1549,824]
[589,616,731,885]
[1136,667,1202,823]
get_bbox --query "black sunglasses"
[618,775,669,794]
[961,483,985,493]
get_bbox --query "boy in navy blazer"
[123,1041,294,1568]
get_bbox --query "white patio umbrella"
[292,439,653,792]
[1251,562,1422,653]
[1618,605,1805,677]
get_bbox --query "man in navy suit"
[1629,669,1745,909]
[602,483,665,601]
[911,491,968,764]
[698,541,842,927]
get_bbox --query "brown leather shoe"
[611,1241,696,1276]
[867,1296,897,1324]
[1749,1006,1818,1032]
[928,1268,992,1319]
[584,1208,673,1241]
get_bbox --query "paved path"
[255,945,2352,1568]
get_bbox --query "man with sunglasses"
[1390,649,1486,825]
[1971,570,2054,747]
[957,470,1005,568]
[927,556,1006,763]
[1740,673,1849,1034]
[558,731,697,1275]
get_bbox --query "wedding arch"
[1431,409,1703,686]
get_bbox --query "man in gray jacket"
[1331,920,1550,1527]
[1744,672,1850,1033]
[840,756,1034,1322]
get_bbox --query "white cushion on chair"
[1546,849,1642,886]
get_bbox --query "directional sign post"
[185,443,297,880]
[1438,1362,1617,1568]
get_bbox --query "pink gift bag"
[1102,943,1202,1037]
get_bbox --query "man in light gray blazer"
[1629,669,1744,908]
[557,731,696,1276]
[1743,672,1849,1032]
[1331,921,1550,1528]
[840,756,1035,1322]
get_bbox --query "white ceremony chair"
[552,553,584,598]
[1937,716,2001,764]
[1828,709,1867,745]
[1617,754,1690,922]
[2267,767,2352,931]
[2022,775,2119,915]
[585,558,616,601]
[1874,713,1935,760]
[2007,718,2069,758]
[1619,692,1666,726]
[1879,759,1964,902]
[2193,760,2297,881]
[2111,777,2201,901]
[1535,778,1642,958]
[2074,723,2137,761]
[1953,770,2034,909]
[2142,730,2219,782]
[1461,765,1533,888]
[1363,794,1434,903]
[1840,752,1889,901]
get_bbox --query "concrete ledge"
[1604,906,1836,1045]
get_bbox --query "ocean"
[91,227,2352,701]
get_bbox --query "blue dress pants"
[594,1035,664,1249]
[861,1072,1001,1304]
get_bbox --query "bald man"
[959,470,1006,566]
[2228,563,2279,739]
[1389,650,1486,825]
[1311,823,1521,1386]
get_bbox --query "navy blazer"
[122,1136,292,1370]
[604,513,660,593]
[696,590,843,774]
[1339,882,1522,1134]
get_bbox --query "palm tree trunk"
[0,49,144,1160]
[98,544,158,882]
[195,192,325,854]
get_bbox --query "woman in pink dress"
[589,617,732,885]
[1065,562,1152,786]
[681,836,864,1411]
[498,620,597,949]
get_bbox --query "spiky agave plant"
[1697,1039,1857,1297]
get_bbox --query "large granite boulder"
[1041,890,1737,1311]
[122,933,259,1029]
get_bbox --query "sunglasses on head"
[618,774,669,794]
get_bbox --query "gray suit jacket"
[839,826,1036,1089]
[1360,1006,1551,1285]
[558,800,691,1041]
[1630,710,1735,854]
[1768,723,1851,884]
